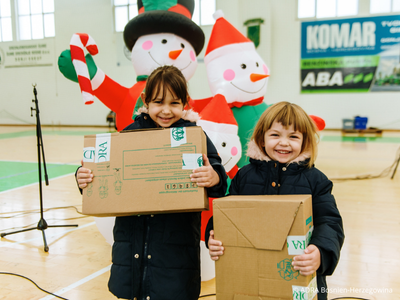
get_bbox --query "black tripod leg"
[1,227,38,238]
[41,230,49,252]
[48,225,78,228]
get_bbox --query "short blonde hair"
[251,102,319,168]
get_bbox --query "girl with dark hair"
[77,65,227,300]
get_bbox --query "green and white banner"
[0,39,54,68]
[301,15,400,93]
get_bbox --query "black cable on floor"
[0,205,83,218]
[329,146,400,182]
[0,271,69,299]
[0,271,373,300]
[197,295,370,300]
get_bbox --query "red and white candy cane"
[70,33,99,105]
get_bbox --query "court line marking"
[39,264,112,300]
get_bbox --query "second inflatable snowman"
[192,10,270,168]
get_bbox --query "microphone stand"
[0,84,78,252]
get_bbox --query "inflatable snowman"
[58,0,204,131]
[197,95,242,179]
[191,10,270,168]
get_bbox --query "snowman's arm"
[92,72,130,114]
[58,49,130,113]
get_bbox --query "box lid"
[213,195,311,251]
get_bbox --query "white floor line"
[0,222,95,247]
[39,264,112,300]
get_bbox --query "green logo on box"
[197,156,203,167]
[172,127,185,141]
[306,216,312,226]
[277,258,300,281]
[293,290,307,300]
[98,178,108,199]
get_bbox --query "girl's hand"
[208,230,224,261]
[190,155,220,188]
[77,162,93,189]
[292,244,321,276]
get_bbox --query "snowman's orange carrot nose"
[169,49,183,60]
[250,73,269,82]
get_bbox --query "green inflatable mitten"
[58,49,98,83]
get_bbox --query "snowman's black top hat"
[124,0,205,55]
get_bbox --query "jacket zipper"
[141,216,150,300]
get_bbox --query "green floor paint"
[0,130,36,139]
[0,161,79,192]
[321,135,400,143]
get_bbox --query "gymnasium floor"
[0,125,399,300]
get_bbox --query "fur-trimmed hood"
[135,106,200,123]
[246,140,311,165]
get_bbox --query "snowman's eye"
[181,43,185,48]
[241,64,246,69]
[222,142,226,147]
[161,39,168,44]
[256,62,259,67]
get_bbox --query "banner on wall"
[301,15,400,93]
[0,39,54,68]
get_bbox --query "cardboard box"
[81,126,208,216]
[213,195,317,300]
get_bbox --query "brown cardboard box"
[81,126,208,216]
[213,195,317,300]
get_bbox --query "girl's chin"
[157,117,173,124]
[274,155,291,164]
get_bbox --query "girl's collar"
[246,140,311,165]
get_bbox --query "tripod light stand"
[0,84,78,252]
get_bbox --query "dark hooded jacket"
[108,111,227,300]
[205,140,344,300]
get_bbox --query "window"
[17,0,55,40]
[370,0,400,13]
[114,0,138,32]
[113,0,215,31]
[0,0,12,41]
[298,0,358,19]
[193,0,216,26]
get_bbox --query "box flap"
[214,196,305,251]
